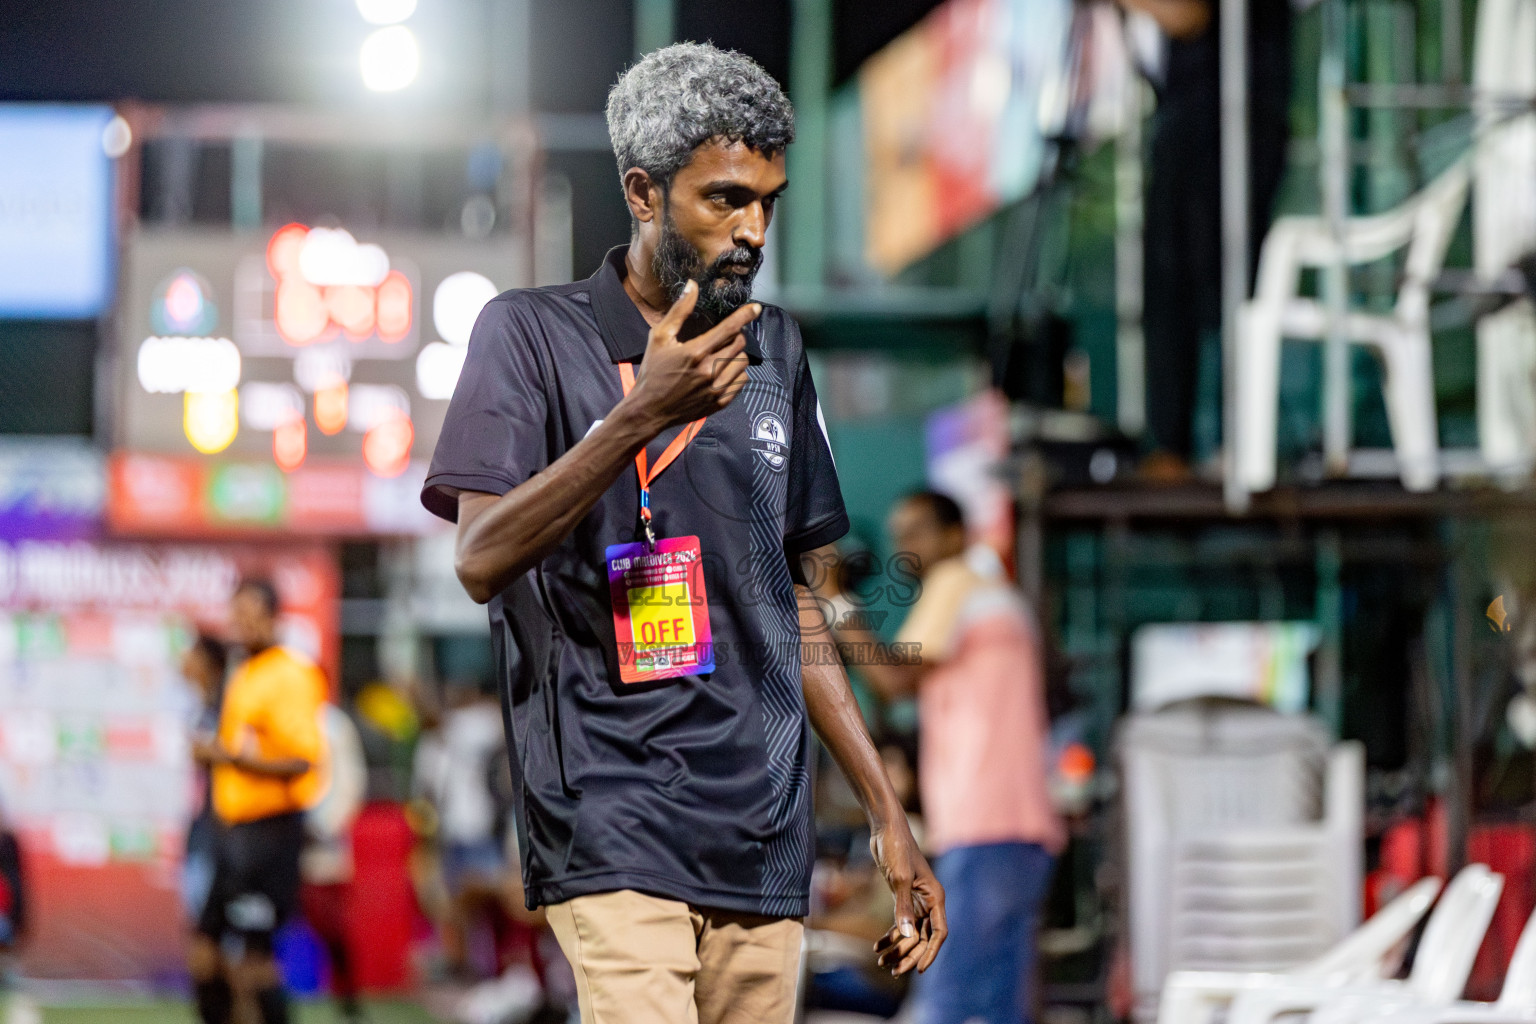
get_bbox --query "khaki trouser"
[546,889,804,1024]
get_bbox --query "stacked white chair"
[1324,903,1536,1024]
[1222,864,1506,1024]
[1474,0,1536,478]
[1157,877,1443,1024]
[1159,865,1505,1024]
[1119,700,1365,1023]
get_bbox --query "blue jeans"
[913,841,1055,1024]
[441,839,506,894]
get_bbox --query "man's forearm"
[797,545,923,700]
[801,582,950,974]
[833,622,923,701]
[797,585,905,827]
[455,397,663,603]
[227,752,310,779]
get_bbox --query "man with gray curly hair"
[424,41,945,1024]
[604,41,795,323]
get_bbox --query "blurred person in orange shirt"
[189,579,328,1024]
[826,492,1064,1024]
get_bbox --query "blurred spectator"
[412,680,551,1023]
[182,633,228,924]
[805,736,923,1019]
[830,492,1064,1024]
[300,703,368,1023]
[411,680,514,981]
[189,579,329,1024]
[1120,0,1292,476]
[0,796,25,955]
[355,681,422,803]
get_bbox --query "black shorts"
[195,811,305,955]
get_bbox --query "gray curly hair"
[605,42,795,195]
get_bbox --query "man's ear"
[622,168,661,225]
[945,525,969,558]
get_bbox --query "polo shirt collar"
[589,245,763,364]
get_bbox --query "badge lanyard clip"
[618,362,704,551]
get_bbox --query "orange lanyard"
[619,362,704,548]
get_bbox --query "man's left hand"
[870,818,947,975]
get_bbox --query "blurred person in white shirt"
[412,680,512,980]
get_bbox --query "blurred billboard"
[115,225,526,488]
[0,440,105,541]
[926,389,1014,568]
[0,105,118,318]
[106,452,439,537]
[859,0,1133,274]
[0,542,338,980]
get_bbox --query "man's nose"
[735,202,768,249]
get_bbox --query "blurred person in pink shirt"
[824,491,1063,1024]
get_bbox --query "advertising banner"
[117,226,526,475]
[106,452,443,538]
[0,440,105,541]
[926,389,1015,571]
[0,539,338,981]
[859,0,1071,273]
[0,105,118,319]
[1131,622,1320,714]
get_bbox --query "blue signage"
[0,105,117,318]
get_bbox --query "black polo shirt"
[422,246,849,917]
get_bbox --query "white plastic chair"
[1474,0,1536,478]
[1310,903,1536,1024]
[1233,0,1536,496]
[1222,865,1506,1024]
[1157,876,1442,1024]
[1234,160,1470,494]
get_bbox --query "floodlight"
[360,26,419,92]
[356,0,417,25]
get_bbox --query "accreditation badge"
[606,535,714,683]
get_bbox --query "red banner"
[0,538,339,980]
[107,452,443,538]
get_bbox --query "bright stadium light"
[433,271,497,346]
[273,418,308,473]
[360,26,420,92]
[315,378,350,436]
[138,336,241,394]
[416,341,467,400]
[101,115,133,159]
[363,414,414,477]
[240,382,305,431]
[347,384,411,434]
[356,0,417,25]
[299,227,389,287]
[184,390,239,454]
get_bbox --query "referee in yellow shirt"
[189,579,328,1024]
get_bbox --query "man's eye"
[710,194,730,207]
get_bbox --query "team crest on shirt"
[750,412,788,471]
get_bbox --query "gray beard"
[652,209,762,322]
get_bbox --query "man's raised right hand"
[627,280,759,430]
